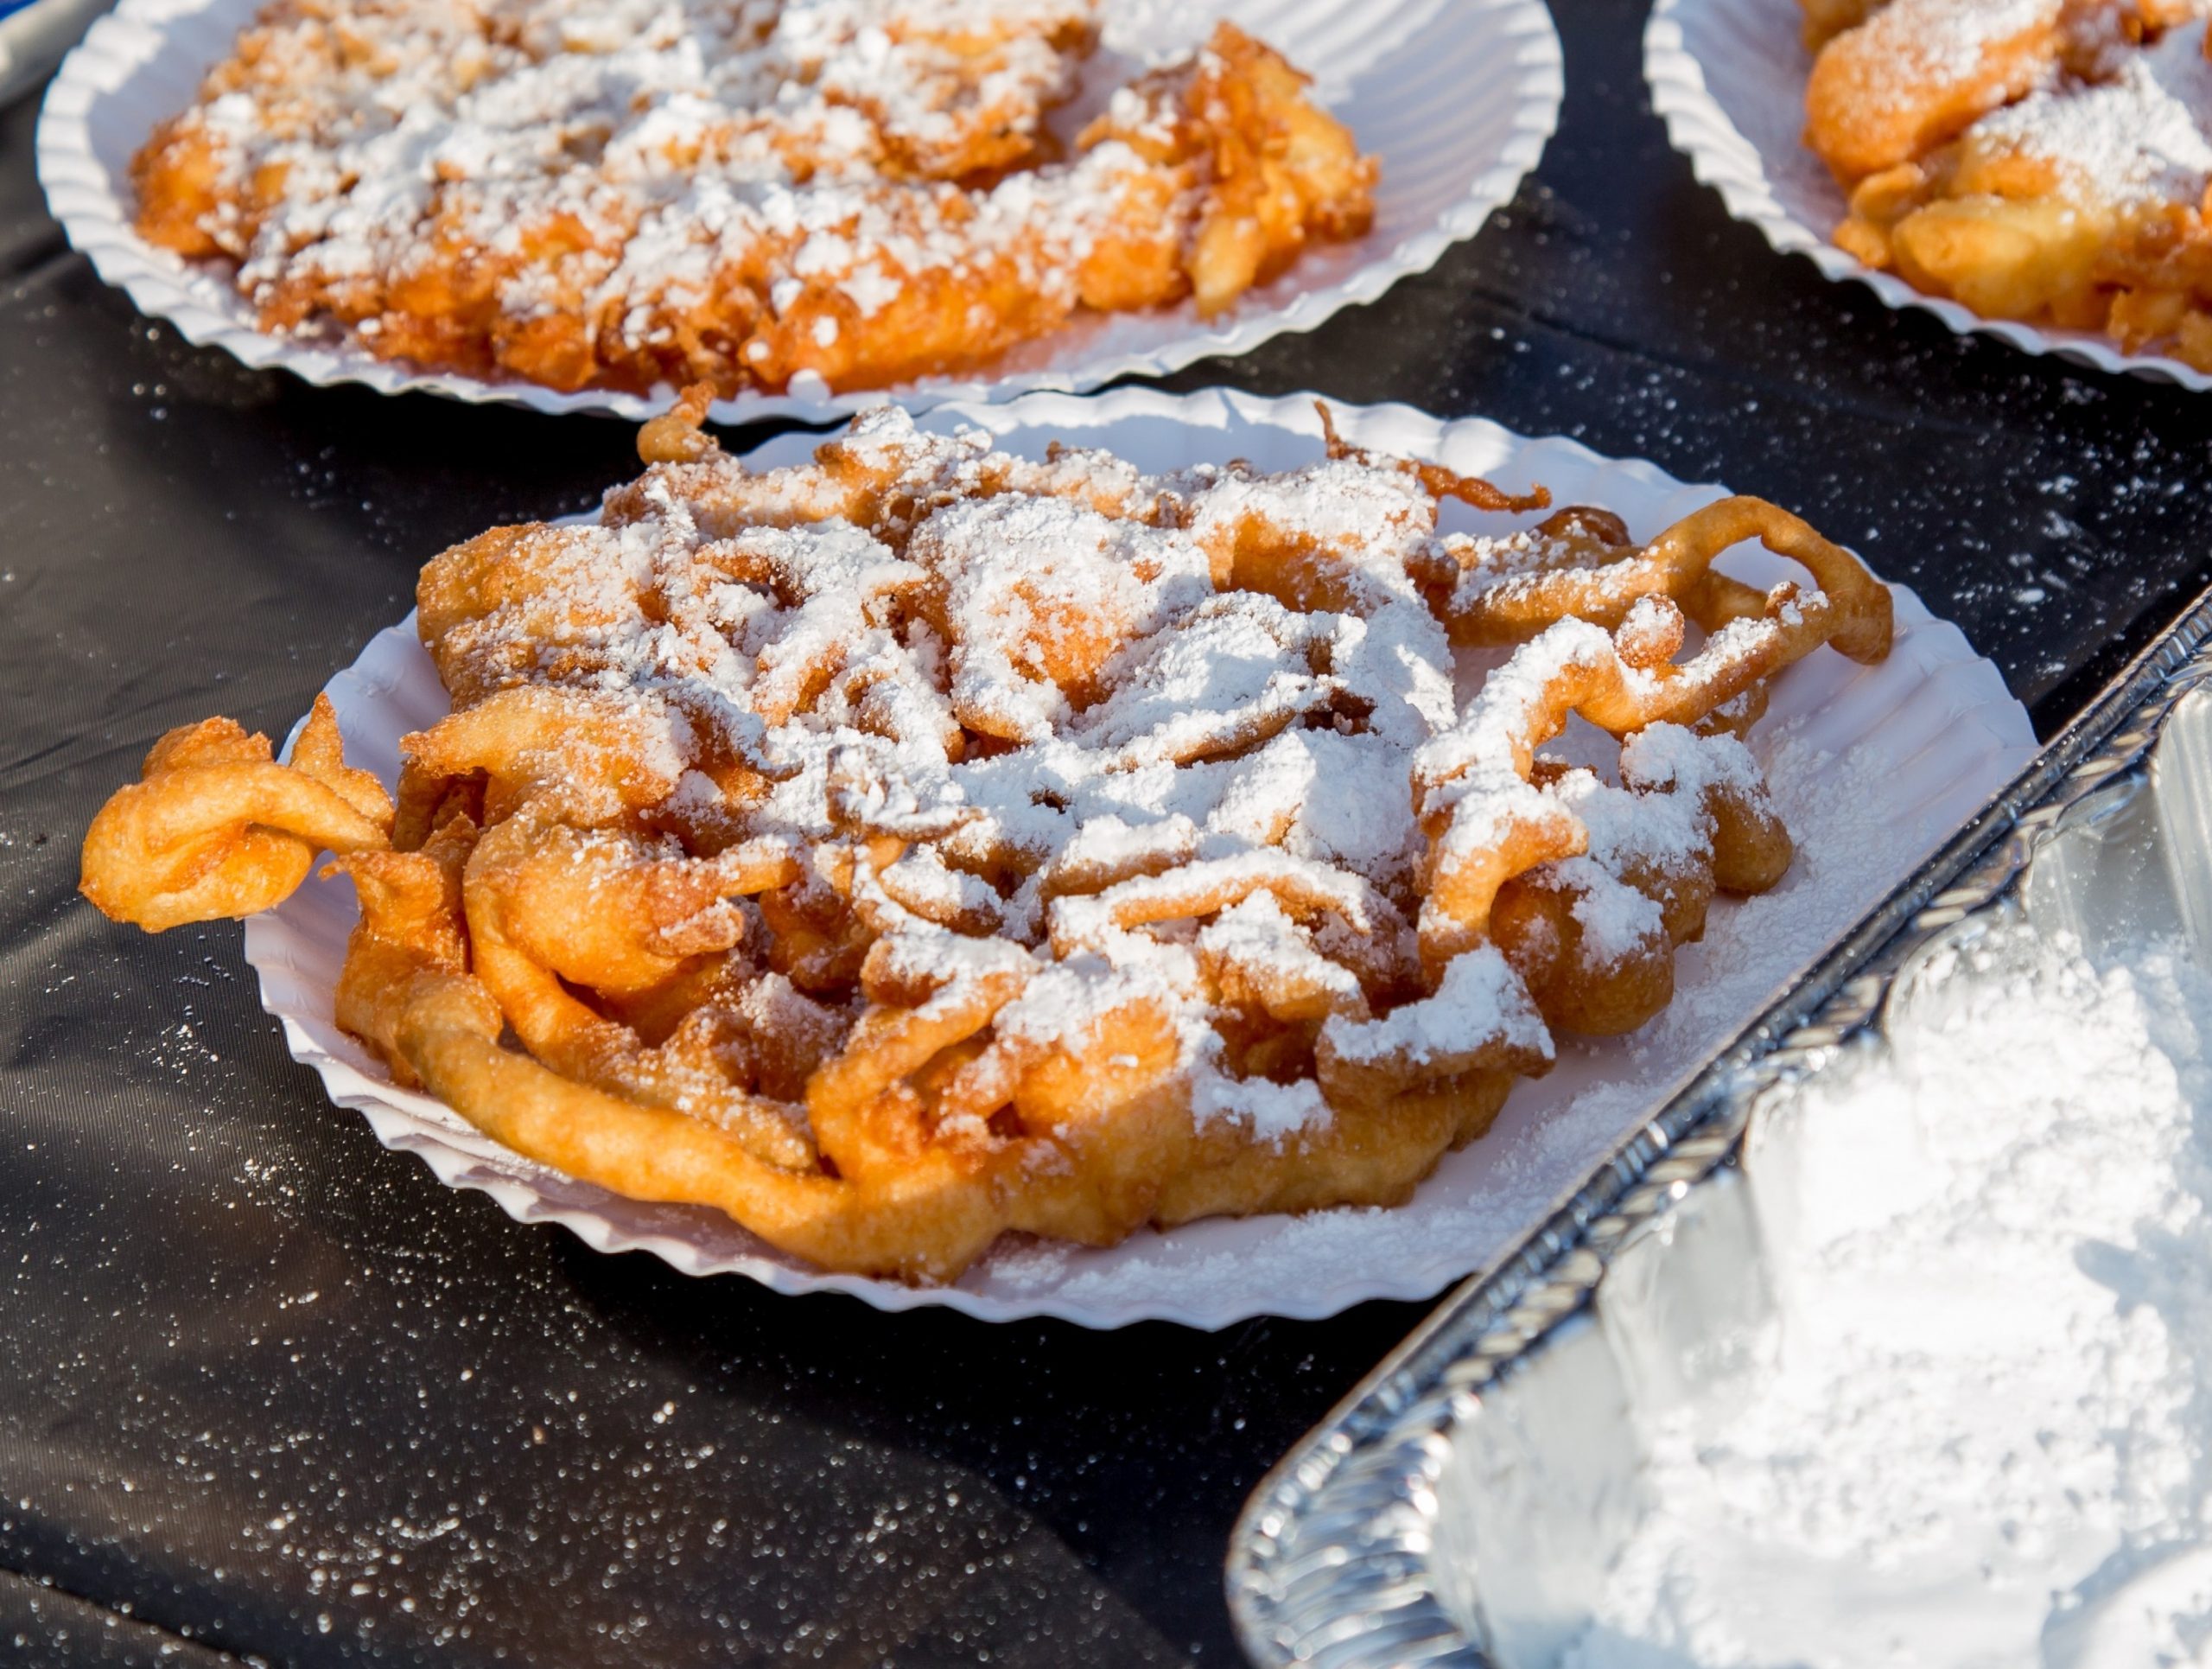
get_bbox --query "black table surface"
[6,4,2210,1663]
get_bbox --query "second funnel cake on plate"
[128,0,1374,399]
[80,392,1899,1284]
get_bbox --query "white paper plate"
[0,0,108,104]
[1645,0,2212,391]
[239,385,2037,1328]
[35,0,1561,425]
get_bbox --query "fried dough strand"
[80,695,393,931]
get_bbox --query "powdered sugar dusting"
[983,704,2018,1309]
[1319,944,1549,1068]
[1884,0,2056,86]
[431,404,1604,1157]
[1975,20,2212,208]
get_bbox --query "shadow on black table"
[7,3,2212,1663]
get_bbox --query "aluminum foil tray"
[1225,583,2212,1667]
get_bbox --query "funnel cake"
[1802,0,2212,367]
[80,400,1894,1282]
[130,0,1375,399]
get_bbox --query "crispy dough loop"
[637,384,720,466]
[460,810,817,1171]
[389,969,1007,1284]
[806,934,1035,1153]
[1412,599,1831,967]
[80,696,393,931]
[331,812,479,1086]
[1156,1064,1521,1225]
[1443,495,1895,657]
[1314,944,1554,1131]
[1478,728,1793,1038]
[399,685,696,831]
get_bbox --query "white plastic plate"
[1645,0,2212,390]
[36,0,1562,424]
[240,385,2037,1328]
